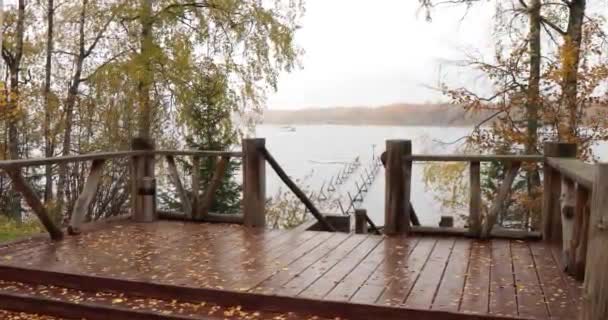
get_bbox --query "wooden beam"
[242,138,266,228]
[68,159,106,235]
[0,265,529,320]
[542,142,577,243]
[469,161,482,237]
[384,140,412,236]
[411,226,541,240]
[260,147,336,232]
[0,291,196,320]
[481,162,521,239]
[166,155,192,219]
[197,156,230,219]
[4,169,63,241]
[546,158,594,189]
[582,163,608,320]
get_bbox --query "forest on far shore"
[263,103,607,127]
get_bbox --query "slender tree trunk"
[525,0,543,230]
[137,0,154,139]
[6,0,25,161]
[561,0,586,141]
[57,0,87,211]
[44,0,55,202]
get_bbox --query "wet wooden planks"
[0,221,583,320]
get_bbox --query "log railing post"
[469,161,482,237]
[384,140,411,236]
[542,142,576,243]
[131,138,156,222]
[243,138,266,228]
[582,163,608,320]
[355,209,368,234]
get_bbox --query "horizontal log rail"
[404,154,544,162]
[546,157,594,189]
[0,150,240,169]
[0,145,240,241]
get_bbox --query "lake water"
[255,124,608,227]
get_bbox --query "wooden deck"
[0,221,582,320]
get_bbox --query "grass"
[0,216,43,243]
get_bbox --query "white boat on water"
[280,125,296,132]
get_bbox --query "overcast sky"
[266,0,497,109]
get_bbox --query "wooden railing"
[382,139,545,239]
[0,142,244,240]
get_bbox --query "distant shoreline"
[260,122,475,128]
[262,103,493,127]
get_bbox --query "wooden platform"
[0,221,582,320]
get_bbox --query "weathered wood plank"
[529,242,579,320]
[68,159,106,235]
[324,237,402,302]
[298,236,383,300]
[459,240,491,315]
[488,240,517,318]
[278,234,368,296]
[470,161,482,237]
[349,237,421,304]
[582,163,608,320]
[244,232,335,291]
[404,238,455,309]
[376,237,436,306]
[482,162,521,239]
[511,241,549,319]
[433,239,471,312]
[166,155,192,218]
[252,233,349,294]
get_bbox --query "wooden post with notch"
[469,161,482,237]
[243,138,266,228]
[131,138,156,222]
[384,140,411,236]
[542,142,576,243]
[582,163,608,320]
[355,209,368,234]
